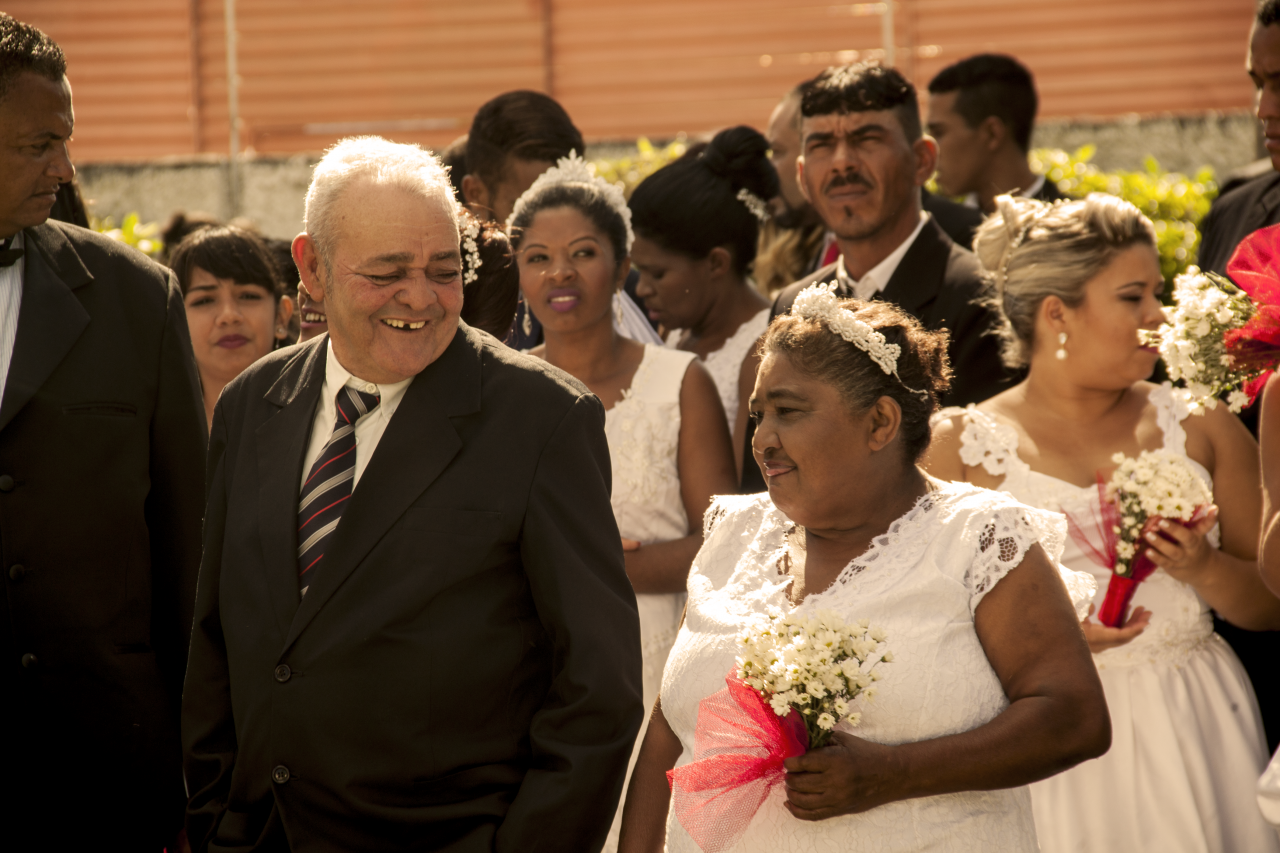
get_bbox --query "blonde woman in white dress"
[507,155,738,851]
[926,193,1280,853]
[628,126,778,478]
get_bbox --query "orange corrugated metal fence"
[2,0,1259,164]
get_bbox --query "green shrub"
[591,136,689,199]
[91,212,163,258]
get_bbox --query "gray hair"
[303,135,457,264]
[974,193,1157,367]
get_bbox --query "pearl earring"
[276,325,285,336]
[1055,332,1068,361]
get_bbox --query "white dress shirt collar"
[322,338,412,419]
[962,174,1047,209]
[835,211,929,302]
[0,231,26,409]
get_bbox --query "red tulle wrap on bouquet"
[666,672,809,853]
[1065,480,1205,627]
[1223,222,1280,403]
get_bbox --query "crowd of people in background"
[4,3,1280,852]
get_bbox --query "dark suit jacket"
[1030,176,1070,205]
[921,189,984,250]
[183,326,643,853]
[741,218,1014,492]
[0,221,206,845]
[1198,171,1280,275]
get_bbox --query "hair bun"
[699,126,779,201]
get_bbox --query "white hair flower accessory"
[791,282,929,400]
[736,188,770,223]
[461,217,482,285]
[506,151,635,253]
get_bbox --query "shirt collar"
[323,338,412,419]
[835,211,929,296]
[962,175,1046,208]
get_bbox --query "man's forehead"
[801,109,901,136]
[1252,23,1280,74]
[0,73,74,136]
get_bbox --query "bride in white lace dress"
[628,126,777,477]
[927,194,1280,853]
[507,157,738,851]
[619,292,1109,852]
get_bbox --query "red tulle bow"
[1224,222,1280,403]
[666,672,809,853]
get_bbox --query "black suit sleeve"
[941,291,1014,407]
[182,399,238,852]
[146,272,208,703]
[495,394,644,853]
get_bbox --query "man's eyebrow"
[430,249,460,262]
[364,252,415,266]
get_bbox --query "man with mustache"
[741,64,1011,490]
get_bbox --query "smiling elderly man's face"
[308,181,462,383]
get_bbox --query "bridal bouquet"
[1066,449,1212,628]
[1152,223,1280,412]
[667,609,891,852]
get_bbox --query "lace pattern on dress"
[966,505,1070,615]
[936,404,1026,478]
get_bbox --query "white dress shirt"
[0,232,25,408]
[300,339,412,491]
[834,211,929,302]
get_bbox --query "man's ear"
[981,115,1006,152]
[293,234,327,304]
[461,174,492,219]
[912,136,938,188]
[796,155,812,205]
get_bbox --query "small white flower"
[816,713,836,730]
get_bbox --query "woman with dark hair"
[619,293,1107,852]
[629,126,780,474]
[509,154,738,852]
[169,225,294,428]
[457,208,520,340]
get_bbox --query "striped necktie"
[297,385,380,596]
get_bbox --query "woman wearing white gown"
[620,293,1109,852]
[628,126,776,477]
[507,155,738,850]
[926,193,1280,853]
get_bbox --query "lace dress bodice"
[660,482,1066,851]
[938,383,1219,668]
[666,306,769,428]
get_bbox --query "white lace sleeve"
[964,501,1074,616]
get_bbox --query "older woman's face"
[184,267,289,386]
[750,350,879,529]
[1053,244,1165,387]
[517,205,625,335]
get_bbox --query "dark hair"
[168,226,285,300]
[160,211,221,263]
[458,211,520,340]
[629,126,779,276]
[466,91,584,191]
[441,134,468,203]
[1261,0,1280,27]
[507,183,630,266]
[263,237,300,289]
[762,299,952,461]
[800,63,922,142]
[0,14,65,102]
[928,54,1038,153]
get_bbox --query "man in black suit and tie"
[926,54,1069,215]
[182,135,643,852]
[0,15,208,849]
[740,63,1013,491]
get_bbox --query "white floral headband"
[461,217,482,285]
[506,151,635,253]
[791,283,930,401]
[736,188,770,223]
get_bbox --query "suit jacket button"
[272,765,290,784]
[20,653,37,668]
[274,664,291,683]
[8,564,25,581]
[0,475,13,492]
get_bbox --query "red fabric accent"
[302,444,356,487]
[1223,224,1280,401]
[298,494,350,530]
[299,553,323,576]
[820,239,840,269]
[666,672,809,852]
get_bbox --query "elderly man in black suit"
[182,135,643,852]
[0,14,208,849]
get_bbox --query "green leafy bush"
[591,136,689,199]
[91,212,163,258]
[1030,145,1217,285]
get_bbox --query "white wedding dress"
[660,480,1094,852]
[666,306,769,429]
[602,343,698,852]
[939,384,1279,853]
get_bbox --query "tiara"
[506,151,635,253]
[737,188,770,223]
[791,283,930,401]
[461,217,482,285]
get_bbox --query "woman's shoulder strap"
[1148,382,1192,456]
[933,404,1021,477]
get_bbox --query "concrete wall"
[76,110,1262,241]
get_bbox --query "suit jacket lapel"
[879,218,951,318]
[1255,175,1280,232]
[255,337,327,639]
[0,223,92,433]
[283,326,483,651]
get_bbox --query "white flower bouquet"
[736,607,891,750]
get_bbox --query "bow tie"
[0,238,21,268]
